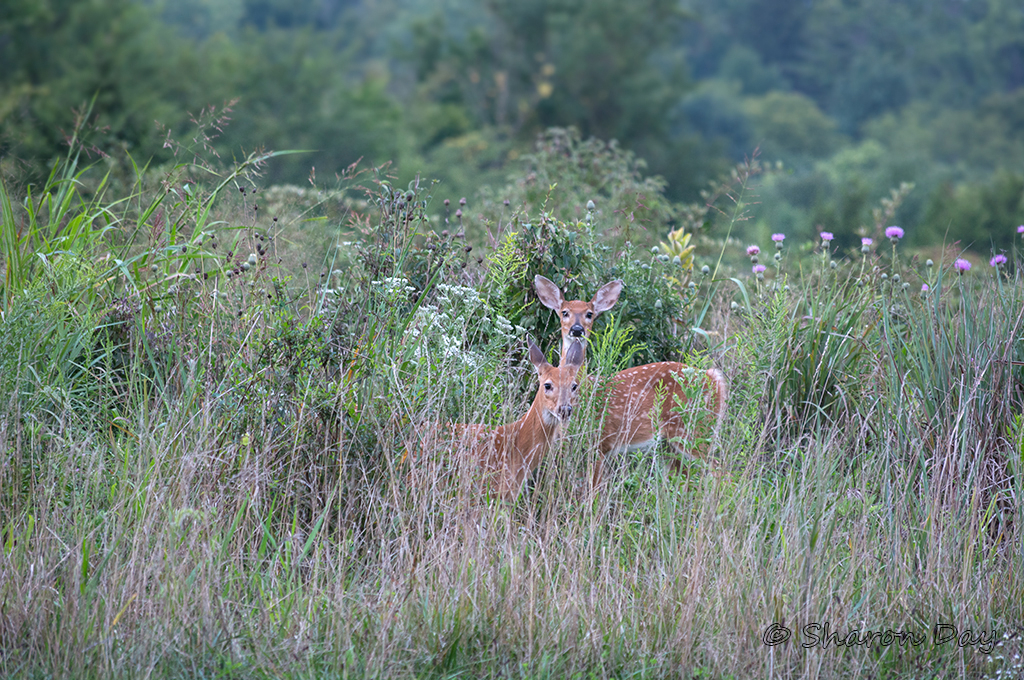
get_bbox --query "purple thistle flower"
[1018,225,1024,234]
[771,233,785,242]
[861,237,873,246]
[921,284,929,293]
[954,258,971,273]
[746,245,760,256]
[820,232,834,242]
[752,264,767,274]
[885,226,904,240]
[990,254,1007,267]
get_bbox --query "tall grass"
[1,132,1022,679]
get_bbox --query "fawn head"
[529,336,585,426]
[534,275,622,360]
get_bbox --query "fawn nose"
[558,403,573,420]
[570,324,584,337]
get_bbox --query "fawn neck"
[488,341,583,498]
[499,389,562,477]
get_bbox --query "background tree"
[4,0,1024,253]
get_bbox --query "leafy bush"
[474,127,680,247]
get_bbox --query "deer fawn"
[465,337,585,500]
[593,362,728,486]
[534,275,622,363]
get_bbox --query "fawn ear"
[564,338,585,368]
[534,275,564,311]
[527,336,550,372]
[591,279,623,313]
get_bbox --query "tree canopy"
[2,0,1024,250]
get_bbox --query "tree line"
[2,0,1024,251]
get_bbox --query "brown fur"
[593,363,728,486]
[466,338,585,500]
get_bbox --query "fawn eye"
[562,310,569,318]
[544,382,553,391]
[572,383,579,391]
[586,312,593,319]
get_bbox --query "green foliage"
[400,0,688,142]
[476,127,680,244]
[882,265,1022,468]
[8,1,1024,667]
[0,254,106,420]
[476,207,691,365]
[828,51,912,135]
[0,0,406,188]
[206,29,409,186]
[586,314,646,375]
[5,0,1024,256]
[658,227,696,289]
[675,80,755,162]
[716,45,789,96]
[922,170,1024,251]
[743,91,843,165]
[0,0,188,176]
[755,272,876,438]
[483,228,527,316]
[610,245,691,364]
[682,0,1024,253]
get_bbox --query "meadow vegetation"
[1,114,1023,679]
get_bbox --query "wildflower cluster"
[372,276,416,304]
[744,222,1020,298]
[486,314,526,342]
[405,282,521,366]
